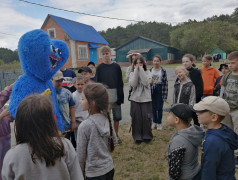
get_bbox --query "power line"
[0,32,17,36]
[18,0,143,23]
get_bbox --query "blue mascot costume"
[8,29,69,132]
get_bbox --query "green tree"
[0,48,19,63]
[99,21,172,48]
[170,21,238,56]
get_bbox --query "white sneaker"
[157,124,162,130]
[151,122,156,129]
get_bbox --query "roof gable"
[115,36,169,51]
[42,14,108,45]
[208,48,226,54]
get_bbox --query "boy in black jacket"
[96,46,124,144]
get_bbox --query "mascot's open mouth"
[49,54,62,69]
[49,45,63,69]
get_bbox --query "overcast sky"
[0,0,237,50]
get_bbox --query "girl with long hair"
[129,55,153,144]
[2,94,83,180]
[150,55,168,130]
[77,83,115,180]
[182,54,203,125]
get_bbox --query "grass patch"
[0,62,21,70]
[112,111,175,180]
[113,110,238,179]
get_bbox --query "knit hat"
[193,96,230,116]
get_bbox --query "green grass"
[0,61,21,70]
[112,110,174,180]
[113,114,238,180]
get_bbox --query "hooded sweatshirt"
[129,66,152,102]
[201,124,238,180]
[168,125,205,180]
[173,78,196,106]
[2,138,84,180]
[200,66,220,95]
[77,113,114,178]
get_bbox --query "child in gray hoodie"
[77,83,116,179]
[2,94,84,180]
[167,103,205,180]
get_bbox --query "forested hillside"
[0,48,19,64]
[100,22,173,48]
[99,8,238,56]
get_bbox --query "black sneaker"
[135,140,142,145]
[143,139,152,144]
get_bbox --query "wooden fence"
[0,70,23,91]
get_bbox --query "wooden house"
[41,14,109,68]
[115,36,181,65]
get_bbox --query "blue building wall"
[116,37,181,62]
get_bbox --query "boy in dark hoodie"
[167,103,204,180]
[193,96,238,180]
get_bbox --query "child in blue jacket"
[193,96,238,180]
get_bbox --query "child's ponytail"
[83,83,115,152]
[106,111,115,152]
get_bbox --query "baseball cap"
[193,96,230,116]
[52,70,64,81]
[166,103,193,123]
[78,67,92,73]
[87,61,95,67]
[218,63,228,71]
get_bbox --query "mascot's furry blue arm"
[8,29,69,132]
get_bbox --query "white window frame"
[167,53,174,60]
[47,28,56,38]
[98,47,102,59]
[78,45,88,60]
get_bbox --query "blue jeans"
[151,84,164,124]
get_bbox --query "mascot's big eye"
[56,48,62,56]
[50,45,56,53]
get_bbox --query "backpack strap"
[222,71,232,86]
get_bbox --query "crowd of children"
[167,51,238,179]
[1,46,238,179]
